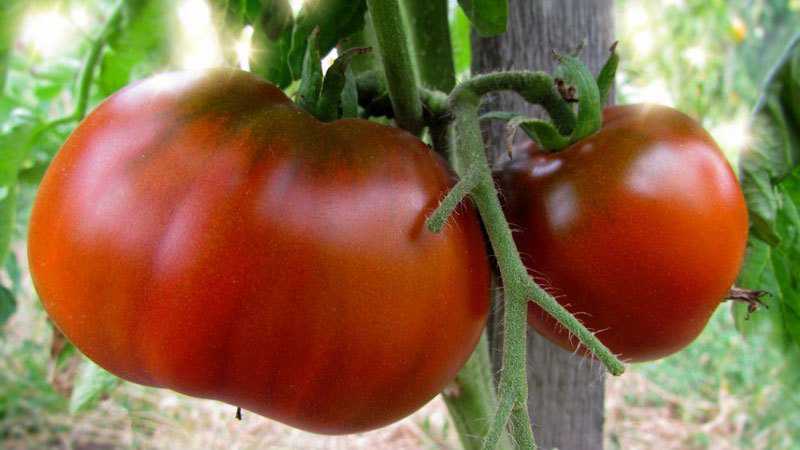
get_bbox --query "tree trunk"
[471,1,615,449]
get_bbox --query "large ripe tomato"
[497,105,748,362]
[28,69,490,434]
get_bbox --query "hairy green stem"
[365,0,423,134]
[426,167,481,233]
[443,333,512,450]
[428,71,626,449]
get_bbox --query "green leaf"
[0,123,35,264]
[98,0,172,97]
[456,0,508,37]
[288,0,367,79]
[0,284,15,327]
[253,27,293,88]
[261,0,293,40]
[213,0,293,87]
[69,358,121,414]
[737,34,800,359]
[741,35,800,245]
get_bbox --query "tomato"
[28,69,490,434]
[497,104,748,362]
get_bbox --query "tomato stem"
[40,0,126,130]
[426,167,481,233]
[443,333,513,450]
[365,0,423,135]
[429,71,626,450]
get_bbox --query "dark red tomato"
[498,104,748,362]
[28,69,489,434]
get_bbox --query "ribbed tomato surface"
[28,69,490,433]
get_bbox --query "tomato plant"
[497,104,749,362]
[27,69,490,434]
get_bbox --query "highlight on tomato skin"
[497,104,749,363]
[27,68,491,435]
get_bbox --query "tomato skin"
[498,105,748,362]
[28,69,490,434]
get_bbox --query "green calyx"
[295,28,371,122]
[493,45,619,153]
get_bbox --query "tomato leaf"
[261,0,294,40]
[212,0,293,87]
[69,358,121,414]
[288,0,367,79]
[738,34,800,358]
[0,124,33,265]
[98,0,171,97]
[741,35,800,246]
[456,0,508,37]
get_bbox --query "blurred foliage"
[617,0,800,161]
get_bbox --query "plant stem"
[442,333,513,450]
[429,72,626,449]
[365,0,423,135]
[31,0,125,139]
[74,0,125,121]
[400,0,455,92]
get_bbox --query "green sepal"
[296,29,323,115]
[555,54,602,143]
[596,42,619,107]
[340,66,360,119]
[520,120,571,151]
[316,47,371,121]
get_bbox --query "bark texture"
[471,1,615,449]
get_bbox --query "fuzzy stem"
[365,0,423,135]
[434,72,626,449]
[426,167,481,233]
[481,389,516,450]
[443,333,513,450]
